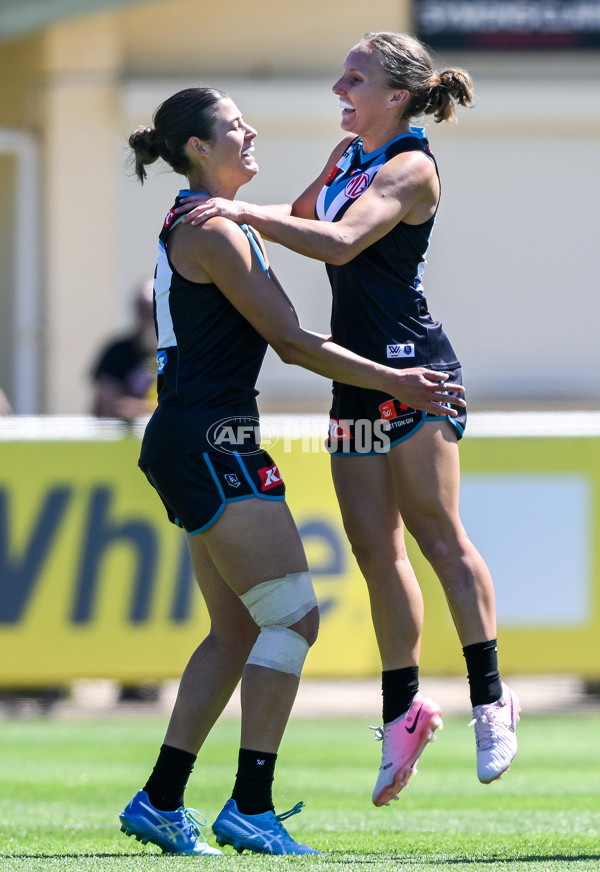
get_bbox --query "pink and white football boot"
[469,682,520,783]
[371,694,443,807]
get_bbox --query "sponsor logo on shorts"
[328,418,352,441]
[224,474,241,488]
[327,418,390,454]
[379,400,396,420]
[258,463,283,491]
[382,416,416,432]
[386,343,415,358]
[379,399,413,422]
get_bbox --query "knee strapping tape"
[240,571,317,628]
[245,626,310,677]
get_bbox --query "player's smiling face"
[185,98,258,197]
[209,98,258,180]
[332,44,409,148]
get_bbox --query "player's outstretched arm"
[173,149,435,266]
[186,218,465,417]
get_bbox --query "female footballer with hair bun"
[177,31,520,808]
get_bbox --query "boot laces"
[468,711,497,751]
[182,808,210,844]
[276,801,304,823]
[370,725,384,742]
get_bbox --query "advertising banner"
[415,0,600,50]
[0,415,599,684]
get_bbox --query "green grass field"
[0,710,598,871]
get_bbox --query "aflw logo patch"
[387,343,415,359]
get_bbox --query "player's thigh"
[388,419,463,531]
[199,497,309,595]
[186,532,258,642]
[331,453,404,552]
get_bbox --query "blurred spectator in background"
[90,279,157,423]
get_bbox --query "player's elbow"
[270,327,312,367]
[326,232,360,265]
[327,250,355,266]
[270,336,301,366]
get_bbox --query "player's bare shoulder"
[183,214,247,255]
[376,147,436,191]
[373,149,439,222]
[169,215,250,283]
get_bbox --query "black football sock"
[143,743,197,811]
[463,639,503,707]
[231,748,277,815]
[382,665,420,724]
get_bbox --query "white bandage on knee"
[240,571,318,677]
[240,571,317,628]
[245,626,309,677]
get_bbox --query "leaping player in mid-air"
[177,31,520,807]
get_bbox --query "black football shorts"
[141,448,286,534]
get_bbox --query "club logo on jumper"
[258,464,282,491]
[224,474,241,488]
[387,343,415,359]
[207,415,278,455]
[345,172,371,198]
[163,209,176,227]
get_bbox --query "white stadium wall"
[0,0,599,412]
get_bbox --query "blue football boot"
[212,798,320,855]
[119,789,222,855]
